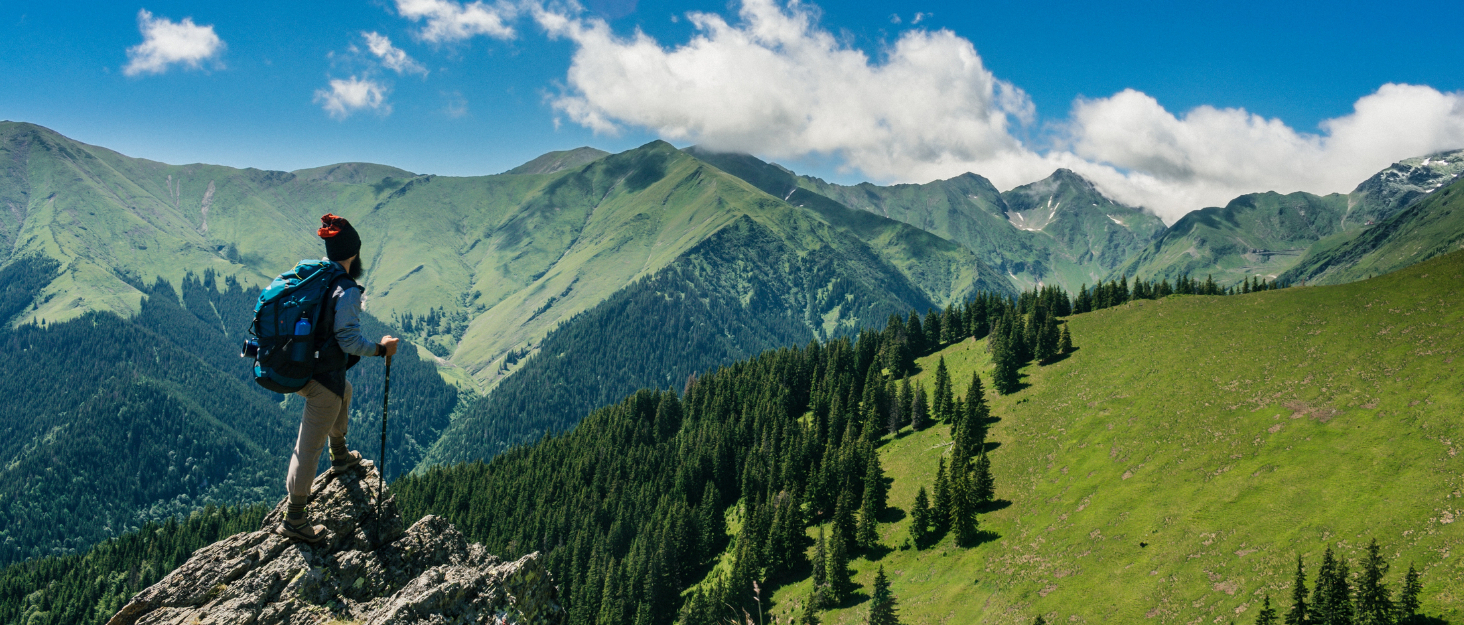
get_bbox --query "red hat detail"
[319,213,348,238]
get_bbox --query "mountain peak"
[107,464,565,625]
[504,146,611,175]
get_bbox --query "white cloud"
[364,32,428,75]
[531,0,1464,222]
[314,76,391,119]
[396,0,517,42]
[123,9,225,76]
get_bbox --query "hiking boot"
[277,519,328,543]
[328,449,371,474]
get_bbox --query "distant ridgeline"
[0,257,457,567]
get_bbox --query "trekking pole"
[378,355,392,516]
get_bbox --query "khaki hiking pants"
[286,380,353,498]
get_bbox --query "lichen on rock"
[107,463,563,625]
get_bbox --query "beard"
[348,257,365,280]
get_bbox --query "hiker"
[279,214,399,542]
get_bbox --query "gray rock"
[107,464,564,625]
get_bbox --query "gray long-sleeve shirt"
[331,282,379,358]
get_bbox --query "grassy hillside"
[769,250,1464,624]
[1281,175,1464,287]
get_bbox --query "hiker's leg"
[328,381,352,458]
[287,381,342,504]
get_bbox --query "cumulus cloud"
[540,0,1034,180]
[1065,84,1464,216]
[364,31,428,75]
[123,9,225,76]
[315,77,391,119]
[397,0,517,42]
[530,0,1464,221]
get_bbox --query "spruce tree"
[825,525,853,605]
[962,371,989,433]
[811,525,828,598]
[932,458,952,535]
[833,490,857,552]
[1313,546,1353,625]
[867,565,902,625]
[1058,323,1072,355]
[1033,617,1047,625]
[1285,554,1308,625]
[973,450,995,503]
[1255,594,1278,625]
[950,469,978,546]
[905,311,925,356]
[911,384,930,431]
[1395,563,1422,624]
[857,477,881,550]
[898,378,913,428]
[932,357,952,422]
[1356,538,1392,625]
[909,486,930,548]
[887,379,903,434]
[800,585,823,625]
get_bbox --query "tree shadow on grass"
[876,506,906,524]
[975,499,1011,514]
[956,529,1001,549]
[982,441,1002,453]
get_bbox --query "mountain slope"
[503,146,610,175]
[687,147,1163,292]
[772,249,1464,624]
[1280,174,1464,285]
[1116,150,1464,286]
[1114,190,1352,284]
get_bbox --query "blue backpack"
[246,259,348,393]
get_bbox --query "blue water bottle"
[291,317,312,362]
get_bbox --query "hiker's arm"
[333,288,385,357]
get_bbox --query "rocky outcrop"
[107,463,563,625]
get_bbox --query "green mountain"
[1280,170,1464,285]
[686,148,1165,292]
[1115,150,1464,286]
[503,146,610,175]
[391,248,1461,625]
[0,122,1019,562]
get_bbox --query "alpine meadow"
[2,2,1464,621]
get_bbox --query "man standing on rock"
[280,214,400,542]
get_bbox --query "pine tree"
[1058,323,1072,355]
[810,525,828,605]
[1035,314,1059,363]
[991,329,1021,395]
[833,490,857,552]
[1312,546,1353,625]
[1395,563,1422,624]
[898,378,913,428]
[1033,617,1047,625]
[1356,538,1392,625]
[825,525,853,605]
[964,371,989,429]
[800,584,823,625]
[932,357,952,422]
[911,384,930,431]
[1255,594,1278,625]
[867,565,902,625]
[857,478,881,550]
[950,469,978,546]
[887,379,903,435]
[909,486,930,548]
[932,458,952,535]
[973,450,994,503]
[1285,554,1308,625]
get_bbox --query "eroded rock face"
[108,464,563,625]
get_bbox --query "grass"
[765,249,1464,624]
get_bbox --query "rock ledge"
[108,464,563,625]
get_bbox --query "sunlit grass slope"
[770,250,1464,624]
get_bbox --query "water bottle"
[291,317,312,362]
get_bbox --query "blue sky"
[3,0,1463,219]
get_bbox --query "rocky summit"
[106,463,564,625]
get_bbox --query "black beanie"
[318,214,361,261]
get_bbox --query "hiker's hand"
[380,336,400,357]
